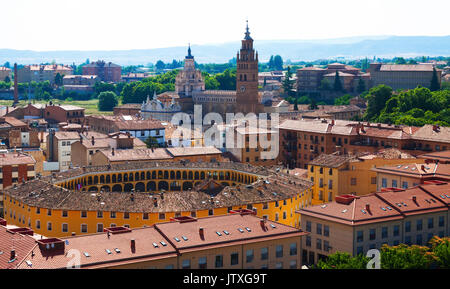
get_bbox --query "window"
[208,209,214,216]
[97,223,103,233]
[324,225,329,237]
[416,219,423,231]
[405,221,411,233]
[143,213,149,220]
[275,262,283,269]
[369,229,376,240]
[36,208,40,214]
[428,218,434,229]
[392,180,398,188]
[324,240,330,252]
[439,216,445,227]
[182,259,191,269]
[405,235,412,245]
[306,221,311,232]
[351,178,357,185]
[276,245,283,258]
[290,243,297,256]
[62,210,68,217]
[382,227,388,239]
[47,209,52,216]
[62,223,68,233]
[81,211,87,218]
[246,249,254,263]
[81,224,88,233]
[357,230,364,242]
[159,213,165,220]
[36,220,41,229]
[261,248,268,260]
[381,178,387,188]
[416,234,422,245]
[124,212,130,219]
[402,181,408,189]
[231,252,239,265]
[371,177,377,184]
[215,255,223,268]
[47,222,52,231]
[316,224,322,235]
[316,238,322,250]
[306,235,311,247]
[393,225,399,237]
[110,211,116,218]
[289,260,297,269]
[356,246,363,255]
[97,211,103,218]
[198,257,207,269]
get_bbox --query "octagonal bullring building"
[2,161,313,237]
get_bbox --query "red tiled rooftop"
[0,225,37,269]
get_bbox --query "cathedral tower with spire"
[235,21,262,114]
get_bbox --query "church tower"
[236,21,261,114]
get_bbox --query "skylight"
[174,237,180,242]
[245,227,252,232]
[381,207,386,211]
[386,207,392,210]
[83,252,90,257]
[105,249,112,254]
[361,209,366,214]
[270,224,276,228]
[152,242,159,248]
[160,241,167,246]
[342,209,348,213]
[238,228,244,233]
[223,230,230,235]
[114,248,121,253]
[216,231,222,236]
[182,236,188,241]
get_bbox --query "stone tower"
[236,21,261,114]
[175,44,205,98]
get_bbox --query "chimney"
[91,136,95,145]
[365,203,370,213]
[111,148,115,156]
[153,197,158,207]
[260,219,267,231]
[130,239,136,252]
[331,119,335,126]
[421,165,425,171]
[199,227,204,240]
[130,193,134,202]
[10,249,16,261]
[107,231,110,239]
[412,196,417,203]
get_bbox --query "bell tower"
[236,21,261,114]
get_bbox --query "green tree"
[333,71,343,92]
[145,136,162,148]
[273,55,283,70]
[356,78,366,93]
[4,76,11,83]
[293,97,298,111]
[394,57,407,64]
[315,252,369,269]
[98,91,118,111]
[94,82,116,96]
[215,69,236,90]
[430,68,440,91]
[54,73,63,87]
[364,85,393,120]
[309,98,318,110]
[319,78,332,91]
[429,237,450,269]
[155,60,165,71]
[380,244,434,269]
[334,94,352,105]
[282,66,294,96]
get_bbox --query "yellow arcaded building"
[307,149,422,206]
[2,161,313,238]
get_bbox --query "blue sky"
[4,0,450,51]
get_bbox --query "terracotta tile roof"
[278,119,331,133]
[411,125,450,143]
[89,115,165,131]
[15,213,306,269]
[4,162,312,214]
[323,71,356,77]
[166,146,221,157]
[155,213,307,253]
[0,225,37,269]
[1,116,27,127]
[299,182,450,225]
[418,150,450,163]
[379,64,435,72]
[16,227,177,269]
[100,148,173,162]
[0,152,35,166]
[309,153,355,168]
[372,163,450,181]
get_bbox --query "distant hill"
[1,35,449,65]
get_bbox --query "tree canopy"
[98,91,118,111]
